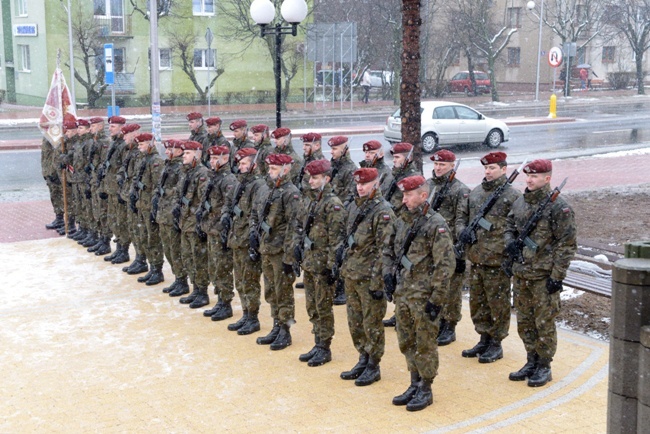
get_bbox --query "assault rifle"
[96,140,119,187]
[296,147,313,191]
[129,157,149,214]
[294,179,326,276]
[150,160,171,221]
[430,159,461,212]
[248,163,286,261]
[221,151,260,243]
[501,177,568,278]
[454,159,528,259]
[172,170,192,233]
[385,146,414,203]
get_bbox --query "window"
[18,44,30,71]
[455,106,480,120]
[113,47,125,73]
[602,46,615,64]
[507,7,521,28]
[193,0,214,15]
[507,47,520,67]
[15,0,27,16]
[576,46,587,65]
[193,49,216,69]
[149,48,172,69]
[94,0,125,33]
[433,106,456,120]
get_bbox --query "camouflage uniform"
[230,137,255,172]
[63,133,91,228]
[298,148,325,192]
[330,153,358,204]
[274,142,304,186]
[205,131,230,149]
[119,144,147,262]
[505,184,577,360]
[41,138,64,217]
[89,130,111,241]
[254,138,274,177]
[189,125,210,166]
[359,158,394,196]
[103,135,130,249]
[394,206,455,381]
[386,163,421,216]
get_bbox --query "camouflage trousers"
[261,253,295,325]
[395,291,440,382]
[91,189,111,237]
[233,247,262,313]
[127,206,146,258]
[345,277,387,362]
[468,263,511,341]
[45,176,64,215]
[139,209,164,267]
[513,276,561,360]
[303,270,335,343]
[441,269,466,324]
[71,184,85,225]
[181,230,209,287]
[108,195,130,246]
[160,224,186,279]
[76,183,93,228]
[208,235,234,301]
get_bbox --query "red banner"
[38,68,76,147]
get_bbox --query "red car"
[447,71,491,95]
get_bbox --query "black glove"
[117,178,124,188]
[455,258,466,274]
[383,274,396,302]
[457,228,473,245]
[149,211,157,225]
[60,162,67,170]
[249,231,260,252]
[151,195,160,212]
[369,289,385,301]
[321,268,337,286]
[84,165,92,175]
[546,278,563,295]
[84,189,92,200]
[335,244,345,265]
[196,226,207,241]
[505,240,520,259]
[424,301,442,322]
[220,214,232,233]
[195,209,204,223]
[99,192,108,200]
[282,262,294,276]
[294,245,303,263]
[117,196,126,205]
[171,205,181,220]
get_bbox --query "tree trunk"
[488,56,499,102]
[636,49,645,95]
[401,0,422,171]
[465,47,476,96]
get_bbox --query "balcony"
[94,15,132,39]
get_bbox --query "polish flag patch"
[562,207,570,213]
[438,228,446,233]
[383,214,391,221]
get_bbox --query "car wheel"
[421,133,439,153]
[484,129,503,148]
[464,87,471,97]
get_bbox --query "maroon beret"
[250,124,269,134]
[271,127,291,139]
[89,117,104,124]
[362,140,382,152]
[186,112,203,121]
[480,151,507,165]
[76,119,90,127]
[63,113,77,123]
[234,147,257,162]
[430,149,456,162]
[398,175,427,192]
[353,168,378,183]
[229,119,247,130]
[63,120,78,130]
[207,145,230,156]
[523,159,552,174]
[180,140,203,151]
[328,136,348,147]
[108,116,126,125]
[305,159,331,176]
[121,124,141,134]
[301,132,322,142]
[265,153,294,166]
[390,142,413,155]
[163,139,178,149]
[205,117,222,126]
[134,133,153,143]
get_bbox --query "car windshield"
[475,72,489,80]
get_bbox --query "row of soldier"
[40,112,577,412]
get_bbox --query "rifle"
[431,159,461,212]
[385,146,414,203]
[296,147,313,192]
[173,169,192,232]
[501,177,568,277]
[454,159,528,259]
[197,162,229,249]
[129,157,148,214]
[248,163,286,262]
[223,150,260,222]
[96,140,118,187]
[294,179,326,276]
[151,160,171,221]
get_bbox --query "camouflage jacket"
[360,157,394,197]
[65,133,92,184]
[274,143,304,187]
[426,172,470,242]
[118,144,142,200]
[386,162,421,215]
[505,184,577,281]
[466,175,522,267]
[230,137,255,172]
[154,155,184,227]
[40,138,59,179]
[394,206,455,306]
[131,149,164,213]
[341,191,396,287]
[89,131,109,189]
[178,163,211,232]
[102,136,127,195]
[223,173,268,250]
[298,148,325,192]
[199,163,237,235]
[205,131,230,149]
[330,153,358,204]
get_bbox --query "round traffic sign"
[548,47,563,68]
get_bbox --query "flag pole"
[57,49,69,234]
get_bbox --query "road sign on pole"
[104,44,114,84]
[548,46,563,68]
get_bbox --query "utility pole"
[150,0,162,150]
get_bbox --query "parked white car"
[383,101,510,153]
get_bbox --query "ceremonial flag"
[38,67,76,147]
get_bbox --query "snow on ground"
[586,145,650,159]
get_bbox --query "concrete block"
[639,344,650,407]
[638,402,650,433]
[625,241,650,259]
[608,391,638,434]
[610,283,650,342]
[641,326,650,349]
[609,337,640,397]
[613,258,650,286]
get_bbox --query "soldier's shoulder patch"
[438,227,446,234]
[227,185,234,189]
[562,207,571,213]
[293,194,300,199]
[200,177,206,181]
[382,214,391,221]
[463,193,469,198]
[153,163,160,167]
[334,205,342,211]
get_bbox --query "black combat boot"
[461,333,490,358]
[509,352,539,381]
[237,310,260,335]
[179,285,201,305]
[189,286,209,309]
[270,324,292,350]
[126,254,148,274]
[383,315,396,327]
[111,244,130,264]
[203,300,224,317]
[478,337,503,364]
[528,358,552,387]
[56,225,67,236]
[341,352,369,380]
[392,371,421,406]
[104,243,120,261]
[211,301,233,321]
[406,379,433,412]
[70,226,85,240]
[228,309,248,331]
[169,278,190,297]
[332,280,346,305]
[162,278,180,294]
[308,339,332,367]
[88,237,103,253]
[299,337,320,362]
[256,320,281,345]
[94,237,112,255]
[137,264,154,282]
[145,265,164,286]
[80,231,98,247]
[355,357,381,386]
[46,214,64,230]
[437,321,457,346]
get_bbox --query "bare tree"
[445,0,483,97]
[420,1,455,98]
[128,0,178,19]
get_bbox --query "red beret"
[186,112,203,121]
[134,133,153,143]
[180,140,202,151]
[163,139,178,149]
[121,124,141,134]
[398,175,427,192]
[234,147,257,162]
[207,145,230,156]
[108,116,126,125]
[328,136,348,147]
[63,113,77,123]
[301,132,322,142]
[430,149,456,162]
[353,168,378,183]
[250,124,269,134]
[265,153,294,166]
[480,151,507,165]
[63,120,78,130]
[76,119,90,127]
[89,117,104,124]
[523,159,552,174]
[271,127,291,139]
[205,117,222,126]
[305,159,331,176]
[229,119,247,130]
[390,142,413,155]
[362,140,382,152]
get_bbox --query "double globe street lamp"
[250,0,308,128]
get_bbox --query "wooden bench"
[564,270,611,298]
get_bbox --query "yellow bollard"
[548,94,557,119]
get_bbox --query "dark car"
[447,71,491,95]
